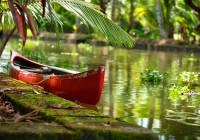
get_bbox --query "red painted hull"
[10,51,105,105]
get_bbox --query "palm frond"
[1,11,14,28]
[1,0,134,47]
[1,2,63,30]
[51,0,134,47]
[28,2,63,28]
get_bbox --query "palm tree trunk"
[116,0,121,21]
[164,0,174,38]
[99,0,107,14]
[127,0,134,33]
[156,0,167,38]
[111,0,117,21]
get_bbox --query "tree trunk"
[156,0,167,38]
[76,18,81,33]
[180,25,188,41]
[99,0,107,14]
[111,0,117,21]
[0,30,4,56]
[164,0,174,38]
[127,0,134,33]
[116,0,121,21]
[0,27,16,56]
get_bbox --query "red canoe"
[10,51,105,105]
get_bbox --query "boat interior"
[13,57,68,75]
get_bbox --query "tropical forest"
[0,0,200,140]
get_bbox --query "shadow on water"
[1,39,200,140]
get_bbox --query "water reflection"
[1,39,200,139]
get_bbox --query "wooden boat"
[10,51,105,105]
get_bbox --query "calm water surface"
[1,39,200,140]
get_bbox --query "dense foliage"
[50,0,200,43]
[127,0,199,42]
[0,0,199,55]
[0,0,134,56]
[168,71,200,100]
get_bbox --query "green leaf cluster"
[178,71,199,85]
[168,85,189,100]
[0,0,134,48]
[140,69,164,84]
[168,71,200,101]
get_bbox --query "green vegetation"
[1,0,200,56]
[0,0,134,56]
[165,72,200,128]
[168,85,189,100]
[140,67,200,101]
[178,71,199,86]
[1,37,200,139]
[140,69,164,84]
[0,73,158,140]
[168,71,200,100]
[46,0,200,43]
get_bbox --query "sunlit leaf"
[51,0,134,47]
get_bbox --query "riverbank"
[134,38,200,52]
[34,32,200,52]
[0,73,158,140]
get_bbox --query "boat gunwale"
[10,51,105,79]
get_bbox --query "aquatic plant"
[140,69,164,84]
[168,71,200,100]
[168,85,189,100]
[178,71,199,86]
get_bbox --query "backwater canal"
[1,39,200,140]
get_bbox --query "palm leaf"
[28,2,63,27]
[1,11,14,29]
[51,0,134,47]
[1,0,134,47]
[1,2,62,29]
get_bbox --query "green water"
[1,39,200,140]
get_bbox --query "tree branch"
[0,26,16,56]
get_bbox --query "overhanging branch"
[0,26,16,56]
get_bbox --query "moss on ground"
[0,122,74,140]
[0,73,158,140]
